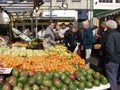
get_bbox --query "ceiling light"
[61,3,68,9]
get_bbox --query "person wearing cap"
[104,20,120,90]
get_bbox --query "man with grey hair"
[104,20,120,90]
[82,20,93,68]
[116,16,120,84]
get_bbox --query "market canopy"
[97,8,120,18]
[0,0,43,18]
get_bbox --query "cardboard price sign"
[0,68,12,74]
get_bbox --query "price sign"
[0,68,12,74]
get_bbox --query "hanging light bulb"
[0,10,10,24]
[61,3,68,9]
[61,0,68,9]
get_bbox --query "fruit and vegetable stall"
[0,43,110,90]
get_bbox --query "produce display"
[0,44,110,90]
[13,38,44,50]
[0,45,85,73]
[0,68,109,90]
[12,28,31,42]
[14,42,28,47]
[27,38,44,50]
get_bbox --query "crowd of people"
[17,16,120,90]
[43,16,120,90]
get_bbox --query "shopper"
[92,25,99,43]
[64,26,81,52]
[38,29,46,38]
[53,24,61,41]
[68,22,74,29]
[58,23,69,39]
[115,16,120,84]
[96,21,110,74]
[44,22,56,46]
[104,20,120,90]
[32,27,37,38]
[81,20,93,68]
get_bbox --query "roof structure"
[0,0,42,18]
[97,8,120,18]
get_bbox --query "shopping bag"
[73,43,80,54]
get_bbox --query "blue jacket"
[82,27,93,49]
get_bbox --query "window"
[72,0,80,2]
[56,0,65,2]
[13,0,20,3]
[27,0,33,2]
[116,0,120,3]
[0,0,7,3]
[43,0,50,2]
[99,0,113,3]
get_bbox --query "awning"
[15,17,75,21]
[97,8,120,18]
[4,8,33,13]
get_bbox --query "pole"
[31,18,34,33]
[87,0,88,20]
[36,13,38,38]
[90,0,93,27]
[10,14,14,41]
[50,0,52,22]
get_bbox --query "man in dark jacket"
[116,16,120,84]
[104,20,120,90]
[82,20,93,68]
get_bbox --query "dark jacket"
[76,30,83,43]
[100,30,110,54]
[64,30,82,52]
[82,27,93,49]
[104,29,120,63]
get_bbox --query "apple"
[68,74,76,81]
[29,71,35,77]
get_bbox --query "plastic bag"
[73,43,80,54]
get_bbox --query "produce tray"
[12,28,23,35]
[84,83,110,90]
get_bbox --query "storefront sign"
[42,10,78,20]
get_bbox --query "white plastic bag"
[73,43,80,54]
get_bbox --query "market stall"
[0,1,111,90]
[0,42,110,90]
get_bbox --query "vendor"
[44,22,56,46]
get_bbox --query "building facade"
[0,0,119,27]
[41,0,91,10]
[94,0,120,10]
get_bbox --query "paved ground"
[89,53,120,90]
